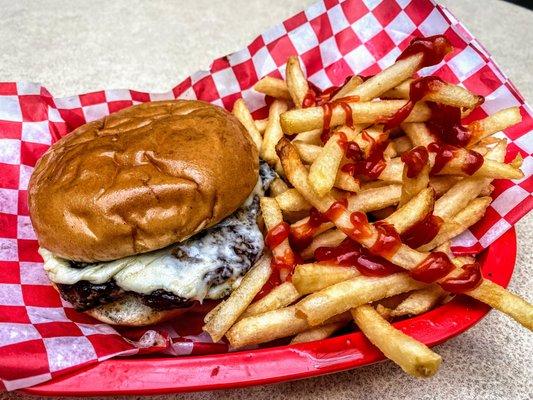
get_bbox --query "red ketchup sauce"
[370,221,401,258]
[341,135,389,180]
[323,199,349,222]
[265,222,300,278]
[427,103,472,147]
[409,252,455,283]
[462,149,484,175]
[384,76,445,130]
[440,262,483,293]
[400,214,443,249]
[346,211,373,241]
[290,207,328,250]
[397,35,453,68]
[254,271,282,300]
[314,238,403,277]
[427,142,455,174]
[401,146,429,178]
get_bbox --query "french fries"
[292,263,359,294]
[286,56,310,108]
[233,98,263,150]
[382,78,483,109]
[390,285,446,317]
[241,281,301,318]
[297,273,425,326]
[254,76,291,100]
[203,255,272,342]
[202,39,531,378]
[352,305,442,377]
[262,100,289,165]
[291,321,347,344]
[280,100,432,134]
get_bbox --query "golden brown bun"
[29,100,259,262]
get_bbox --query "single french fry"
[375,304,393,320]
[269,177,289,197]
[309,128,359,196]
[385,188,435,234]
[467,279,533,330]
[275,188,311,212]
[226,305,351,348]
[382,78,483,109]
[351,305,442,377]
[286,56,310,108]
[204,301,224,324]
[280,101,432,135]
[468,107,522,146]
[377,158,404,183]
[399,148,430,206]
[290,184,402,242]
[254,76,291,100]
[203,255,272,342]
[390,285,446,317]
[331,75,365,101]
[334,169,361,192]
[401,122,434,147]
[297,273,426,325]
[293,129,323,144]
[292,263,359,294]
[262,100,289,165]
[390,136,413,156]
[232,99,263,151]
[429,176,462,196]
[291,321,347,344]
[254,118,268,133]
[241,282,301,318]
[332,53,425,101]
[300,229,346,260]
[294,142,322,164]
[260,197,296,281]
[227,305,307,347]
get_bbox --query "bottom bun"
[52,283,192,326]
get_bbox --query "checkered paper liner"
[0,0,531,391]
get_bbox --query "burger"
[29,100,274,326]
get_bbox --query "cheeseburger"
[29,100,274,326]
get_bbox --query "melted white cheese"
[41,176,268,302]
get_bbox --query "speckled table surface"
[1,0,531,399]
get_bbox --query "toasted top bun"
[29,100,259,262]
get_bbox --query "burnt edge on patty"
[56,162,276,312]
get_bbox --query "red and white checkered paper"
[0,0,531,391]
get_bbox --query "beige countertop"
[1,0,531,399]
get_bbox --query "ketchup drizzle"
[462,149,484,175]
[290,207,328,250]
[341,138,388,180]
[345,211,373,241]
[401,146,429,178]
[314,238,403,277]
[323,199,349,222]
[397,35,452,68]
[401,214,443,249]
[427,142,455,174]
[369,221,401,258]
[427,103,472,147]
[440,262,483,293]
[409,252,455,283]
[265,222,290,249]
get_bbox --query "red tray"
[23,228,516,396]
